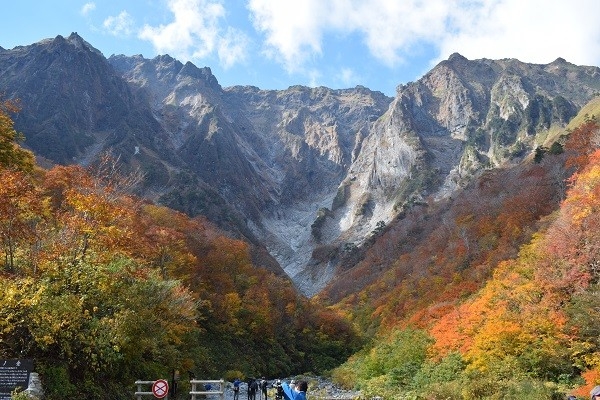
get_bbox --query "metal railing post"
[189,379,225,400]
[134,380,158,400]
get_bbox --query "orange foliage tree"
[0,169,48,273]
[429,148,600,383]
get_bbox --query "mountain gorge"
[4,32,600,400]
[1,33,600,299]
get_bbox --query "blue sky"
[2,0,600,97]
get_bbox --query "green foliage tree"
[534,146,547,162]
[0,257,198,400]
[333,328,432,398]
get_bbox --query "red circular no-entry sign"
[152,379,169,399]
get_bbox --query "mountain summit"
[1,35,599,296]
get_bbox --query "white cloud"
[248,0,328,72]
[247,0,600,72]
[103,11,134,36]
[139,0,250,68]
[217,27,250,68]
[341,0,452,66]
[439,0,600,66]
[81,2,96,16]
[247,0,452,70]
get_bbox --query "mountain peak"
[67,32,84,42]
[448,52,468,63]
[154,53,177,64]
[180,61,221,91]
[3,33,600,298]
[50,32,104,58]
[549,57,573,67]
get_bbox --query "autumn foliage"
[0,98,35,172]
[4,93,600,399]
[331,118,600,398]
[0,106,359,399]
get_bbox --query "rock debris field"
[197,378,361,400]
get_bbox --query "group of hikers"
[232,377,308,400]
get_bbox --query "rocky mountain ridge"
[1,33,599,296]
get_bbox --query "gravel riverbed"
[197,377,361,400]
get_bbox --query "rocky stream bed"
[199,377,362,400]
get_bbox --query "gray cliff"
[1,34,599,295]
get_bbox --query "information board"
[0,359,33,400]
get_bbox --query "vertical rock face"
[0,34,138,163]
[1,34,600,296]
[293,54,599,295]
[337,53,597,225]
[219,85,392,293]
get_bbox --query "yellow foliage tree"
[0,98,35,173]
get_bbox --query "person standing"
[233,378,241,400]
[248,378,258,400]
[260,377,268,400]
[293,381,308,400]
[274,379,284,400]
[282,380,308,400]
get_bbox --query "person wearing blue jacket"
[282,380,308,400]
[232,378,241,400]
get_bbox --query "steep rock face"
[295,54,600,296]
[346,54,598,212]
[109,54,279,220]
[108,56,392,224]
[220,86,392,292]
[2,34,600,297]
[222,85,390,202]
[0,34,286,275]
[0,33,169,168]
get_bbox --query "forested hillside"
[330,113,600,399]
[0,98,360,400]
[3,64,600,398]
[4,36,600,299]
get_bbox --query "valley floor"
[200,378,360,400]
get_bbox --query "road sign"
[152,379,169,399]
